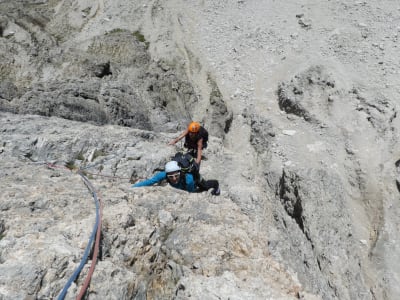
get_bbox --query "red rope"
[46,162,70,171]
[82,170,133,181]
[46,163,134,182]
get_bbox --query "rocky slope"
[1,0,400,299]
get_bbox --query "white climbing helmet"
[165,161,181,173]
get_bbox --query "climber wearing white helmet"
[131,161,195,192]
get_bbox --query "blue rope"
[57,171,100,300]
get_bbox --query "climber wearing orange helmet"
[168,121,209,165]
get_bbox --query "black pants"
[197,178,219,192]
[186,144,207,158]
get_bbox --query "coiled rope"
[52,167,101,300]
[35,159,133,298]
[76,172,103,300]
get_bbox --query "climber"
[172,151,220,195]
[132,160,220,195]
[132,161,195,192]
[168,121,208,165]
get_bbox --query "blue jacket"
[132,171,195,192]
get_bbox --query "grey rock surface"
[1,0,400,299]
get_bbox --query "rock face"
[1,1,400,300]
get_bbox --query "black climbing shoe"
[211,188,220,196]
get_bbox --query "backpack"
[172,152,200,182]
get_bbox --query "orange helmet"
[188,121,200,133]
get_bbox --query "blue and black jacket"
[131,171,195,192]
